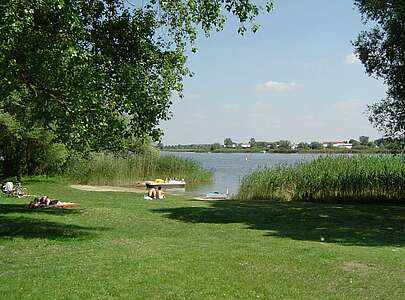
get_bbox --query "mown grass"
[64,152,213,186]
[239,155,405,203]
[0,179,404,299]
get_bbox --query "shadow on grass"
[153,200,405,247]
[0,204,106,240]
[0,204,81,215]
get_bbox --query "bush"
[34,143,69,175]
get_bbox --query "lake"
[162,152,323,196]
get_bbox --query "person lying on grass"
[26,196,78,209]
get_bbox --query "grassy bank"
[64,152,213,186]
[0,179,404,298]
[239,155,405,203]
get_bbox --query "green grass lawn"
[1,178,404,299]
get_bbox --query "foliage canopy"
[0,0,272,176]
[353,0,405,137]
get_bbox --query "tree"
[349,139,360,146]
[353,0,405,137]
[277,140,291,149]
[224,138,234,147]
[375,136,405,151]
[255,141,268,148]
[374,137,386,147]
[367,141,376,148]
[267,142,277,149]
[249,137,256,146]
[0,0,273,177]
[359,135,369,145]
[210,143,221,151]
[297,142,309,149]
[309,141,322,150]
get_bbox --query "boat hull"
[145,181,186,189]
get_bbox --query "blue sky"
[160,0,386,145]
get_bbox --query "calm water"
[162,152,322,196]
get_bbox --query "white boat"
[145,180,186,189]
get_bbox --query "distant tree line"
[162,136,405,153]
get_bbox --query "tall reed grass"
[239,156,405,203]
[64,152,213,186]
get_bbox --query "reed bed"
[64,152,213,186]
[239,156,405,203]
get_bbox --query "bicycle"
[1,181,27,198]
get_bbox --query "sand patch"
[70,185,146,193]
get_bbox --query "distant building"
[223,143,237,148]
[241,144,251,148]
[322,141,353,149]
[334,142,353,149]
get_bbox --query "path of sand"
[70,185,146,193]
[70,184,212,200]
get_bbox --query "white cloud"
[257,80,298,92]
[344,53,360,65]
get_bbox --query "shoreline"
[162,149,391,154]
